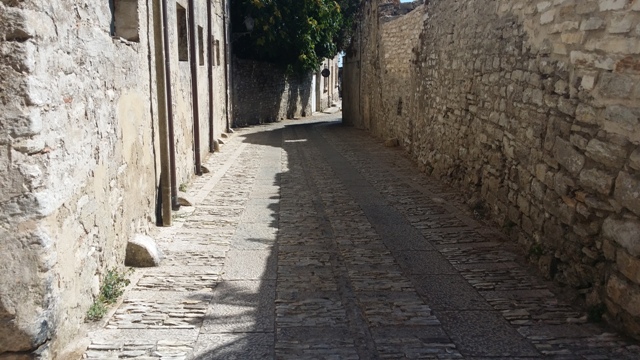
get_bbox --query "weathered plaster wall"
[344,0,640,338]
[211,0,230,137]
[232,59,313,126]
[0,1,158,356]
[0,0,230,357]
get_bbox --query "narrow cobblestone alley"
[80,114,640,360]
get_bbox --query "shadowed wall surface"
[344,0,640,339]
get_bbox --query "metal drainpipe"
[161,0,179,209]
[222,0,232,132]
[188,0,203,176]
[152,0,172,226]
[207,0,215,153]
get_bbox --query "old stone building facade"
[344,0,640,339]
[0,0,231,357]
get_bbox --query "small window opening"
[215,40,221,66]
[198,26,204,66]
[214,36,217,66]
[109,0,140,42]
[177,4,188,61]
[397,97,403,116]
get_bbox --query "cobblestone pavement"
[80,114,640,359]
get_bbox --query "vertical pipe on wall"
[188,0,203,175]
[153,0,172,226]
[222,0,232,132]
[161,0,179,209]
[207,0,215,152]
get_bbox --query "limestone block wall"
[345,0,640,338]
[232,59,313,126]
[377,5,426,142]
[0,0,230,356]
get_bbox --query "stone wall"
[344,0,640,339]
[232,59,313,126]
[0,0,230,357]
[232,56,341,127]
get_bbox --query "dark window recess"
[215,40,221,66]
[177,4,188,61]
[397,97,403,116]
[198,26,204,66]
[210,38,216,66]
[110,0,140,42]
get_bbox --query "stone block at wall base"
[125,234,163,267]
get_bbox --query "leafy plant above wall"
[231,0,361,74]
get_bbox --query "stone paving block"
[459,267,547,292]
[410,214,470,230]
[421,227,491,246]
[277,266,338,294]
[275,326,359,359]
[160,239,231,253]
[396,250,458,275]
[276,295,348,327]
[193,204,246,216]
[377,225,438,250]
[414,274,493,311]
[346,265,416,292]
[481,289,556,301]
[375,339,462,359]
[162,250,226,268]
[278,248,333,267]
[437,310,540,357]
[230,223,278,249]
[396,202,449,217]
[107,297,208,330]
[241,198,280,225]
[340,247,397,267]
[133,268,221,292]
[84,339,194,360]
[249,185,280,199]
[191,333,275,360]
[88,329,199,347]
[222,250,276,280]
[441,245,520,265]
[357,292,440,327]
[334,235,386,248]
[202,280,275,333]
[170,227,236,239]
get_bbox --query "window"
[177,4,188,61]
[109,0,140,42]
[198,26,204,65]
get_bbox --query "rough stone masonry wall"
[0,0,228,356]
[375,4,426,142]
[232,59,313,126]
[0,1,160,356]
[347,0,640,339]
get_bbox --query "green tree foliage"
[231,0,361,74]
